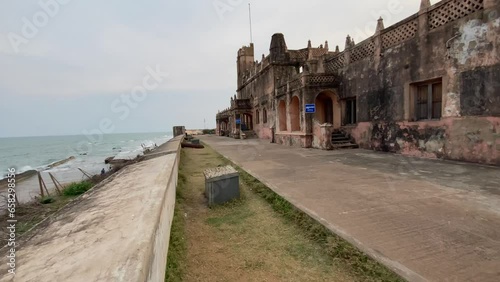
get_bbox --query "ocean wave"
[0,165,31,181]
[47,156,76,169]
[0,169,37,184]
[19,165,35,173]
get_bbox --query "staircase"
[331,130,359,149]
[241,130,257,139]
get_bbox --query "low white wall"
[147,136,182,281]
[0,136,183,282]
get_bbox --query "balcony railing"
[305,74,340,87]
[234,99,252,110]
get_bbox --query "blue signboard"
[236,118,241,125]
[305,104,316,113]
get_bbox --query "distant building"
[216,0,500,165]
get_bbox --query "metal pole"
[248,3,253,43]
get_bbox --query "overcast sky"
[0,0,436,137]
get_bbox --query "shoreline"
[0,156,77,190]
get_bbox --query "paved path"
[200,136,500,282]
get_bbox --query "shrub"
[40,196,55,204]
[63,181,93,196]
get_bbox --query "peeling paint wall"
[275,134,305,148]
[348,117,500,165]
[218,0,500,165]
[341,2,500,164]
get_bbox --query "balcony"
[233,99,252,110]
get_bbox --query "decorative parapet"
[289,49,308,61]
[381,16,418,49]
[323,0,485,72]
[428,0,483,30]
[312,48,329,57]
[276,73,340,96]
[325,52,346,73]
[350,38,376,63]
[305,74,340,87]
[289,46,328,62]
[216,109,231,120]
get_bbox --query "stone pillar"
[420,0,431,10]
[344,35,352,65]
[418,0,430,37]
[303,88,314,148]
[233,112,238,139]
[320,124,334,150]
[286,92,291,133]
[374,17,384,71]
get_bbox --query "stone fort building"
[216,0,500,165]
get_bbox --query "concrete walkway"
[200,136,500,282]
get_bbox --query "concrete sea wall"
[0,136,183,282]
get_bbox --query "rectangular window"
[432,83,442,119]
[345,98,357,125]
[414,81,442,120]
[416,85,428,120]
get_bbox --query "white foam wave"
[18,166,35,174]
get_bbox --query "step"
[332,143,359,149]
[332,134,346,138]
[332,136,350,141]
[332,141,352,145]
[242,131,257,139]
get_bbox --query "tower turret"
[237,43,255,88]
[269,33,288,62]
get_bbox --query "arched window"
[263,108,267,124]
[256,109,260,124]
[278,100,287,131]
[290,96,300,131]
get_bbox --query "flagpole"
[248,3,253,44]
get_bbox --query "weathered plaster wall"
[238,62,300,140]
[221,0,500,164]
[341,3,500,164]
[349,117,500,165]
[275,133,308,148]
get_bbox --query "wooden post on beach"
[78,168,93,181]
[48,172,63,195]
[38,172,44,197]
[37,172,50,197]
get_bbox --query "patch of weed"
[63,181,93,196]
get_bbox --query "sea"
[0,132,172,181]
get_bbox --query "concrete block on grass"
[204,166,239,207]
